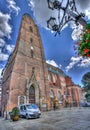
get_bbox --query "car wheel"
[20,115,23,118]
[26,114,29,119]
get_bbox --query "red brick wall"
[1,14,50,113]
[1,14,82,115]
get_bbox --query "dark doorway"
[29,85,35,104]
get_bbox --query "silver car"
[19,104,41,119]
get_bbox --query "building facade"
[1,14,82,116]
[65,76,83,107]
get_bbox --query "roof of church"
[47,63,66,77]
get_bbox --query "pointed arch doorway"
[29,85,35,104]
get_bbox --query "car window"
[24,106,26,110]
[20,106,24,110]
[26,104,38,109]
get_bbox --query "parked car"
[81,101,90,107]
[19,104,41,119]
[86,102,90,107]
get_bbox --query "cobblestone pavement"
[0,107,90,130]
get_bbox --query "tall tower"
[1,14,50,114]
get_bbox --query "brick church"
[1,14,83,115]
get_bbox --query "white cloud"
[59,64,62,69]
[46,60,62,68]
[6,44,15,53]
[78,58,90,67]
[0,12,12,39]
[71,24,84,41]
[85,9,90,19]
[7,0,20,15]
[0,52,9,61]
[28,0,63,29]
[0,64,4,68]
[0,69,3,76]
[28,0,35,9]
[65,56,82,72]
[46,60,58,67]
[65,56,90,72]
[75,0,90,12]
[0,12,12,61]
[0,38,5,47]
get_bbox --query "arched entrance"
[29,85,35,104]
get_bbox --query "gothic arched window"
[50,90,54,99]
[52,74,57,83]
[58,91,61,100]
[48,74,51,81]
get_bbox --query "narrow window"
[30,38,34,58]
[30,38,33,43]
[30,26,33,33]
[31,46,34,58]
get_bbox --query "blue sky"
[0,0,90,86]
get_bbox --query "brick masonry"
[1,14,83,116]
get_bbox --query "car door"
[20,106,26,116]
[23,106,27,116]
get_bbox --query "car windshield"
[26,104,38,109]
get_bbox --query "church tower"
[1,14,50,114]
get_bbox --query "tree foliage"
[77,23,90,57]
[85,93,90,98]
[81,72,90,91]
[85,91,90,102]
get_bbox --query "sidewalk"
[0,107,90,130]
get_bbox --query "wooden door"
[29,85,35,104]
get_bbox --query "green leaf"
[86,23,90,29]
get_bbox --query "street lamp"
[47,0,87,35]
[47,17,59,32]
[47,0,62,10]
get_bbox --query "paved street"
[0,107,90,130]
